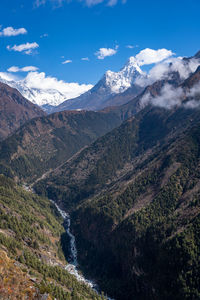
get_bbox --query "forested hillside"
[34,67,200,299]
[0,175,103,299]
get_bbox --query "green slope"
[70,121,200,299]
[0,175,104,300]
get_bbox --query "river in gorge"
[52,201,114,300]
[23,183,114,299]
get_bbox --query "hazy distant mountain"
[0,82,45,141]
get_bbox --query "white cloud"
[0,70,93,106]
[8,66,39,73]
[83,0,104,5]
[62,59,72,64]
[135,56,200,87]
[7,42,39,55]
[169,57,200,79]
[0,26,27,37]
[95,47,118,60]
[140,84,184,109]
[126,45,138,49]
[0,72,18,82]
[34,0,126,8]
[85,0,127,5]
[23,71,93,99]
[135,48,174,66]
[184,99,200,109]
[81,57,89,61]
[7,66,20,73]
[140,74,200,110]
[184,81,200,109]
[188,82,200,98]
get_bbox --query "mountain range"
[0,73,93,110]
[52,57,144,112]
[0,56,145,113]
[0,50,200,300]
[1,52,200,115]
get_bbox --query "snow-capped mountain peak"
[0,73,93,108]
[0,56,144,112]
[124,56,144,74]
[52,56,145,112]
[104,57,144,94]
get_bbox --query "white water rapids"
[52,201,96,288]
[52,201,114,300]
[22,184,114,299]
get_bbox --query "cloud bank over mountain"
[0,71,93,107]
[0,47,199,111]
[136,56,200,87]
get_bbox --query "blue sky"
[0,0,199,85]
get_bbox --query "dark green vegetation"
[0,109,121,183]
[0,175,103,299]
[35,67,200,299]
[71,122,200,300]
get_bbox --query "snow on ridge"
[104,57,144,94]
[0,56,145,108]
[0,75,93,107]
